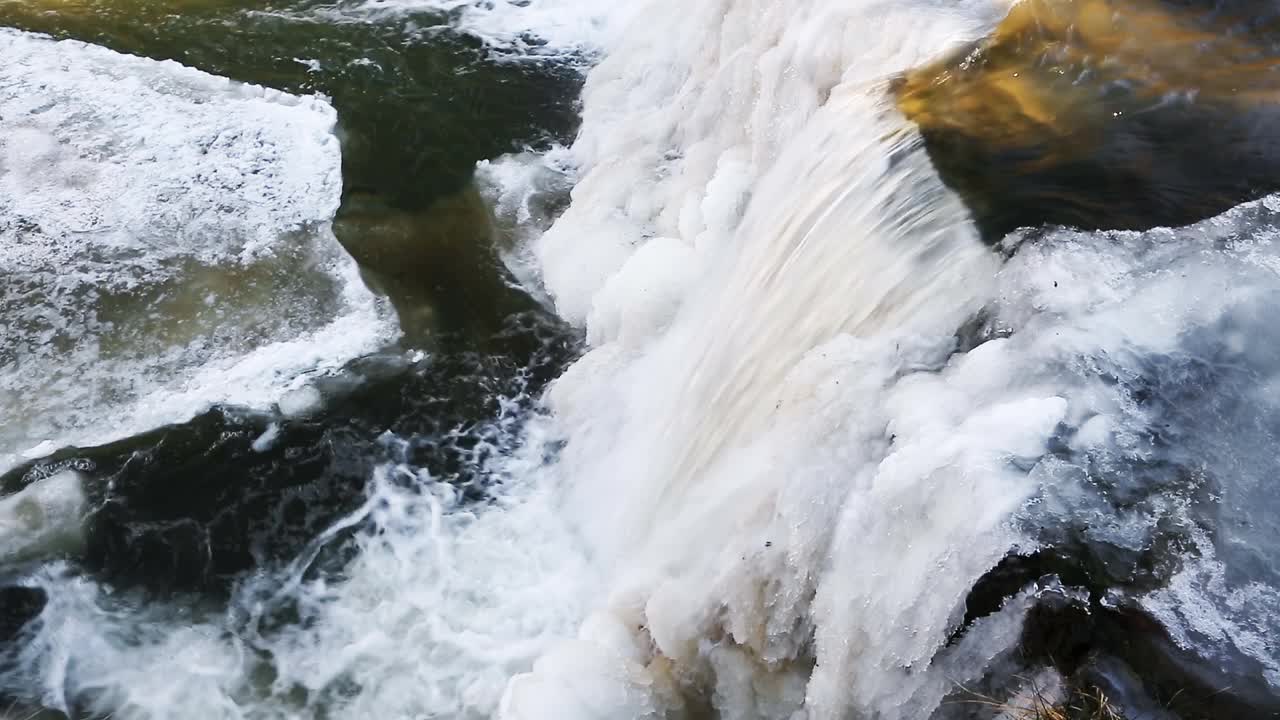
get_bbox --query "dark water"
[1,310,576,593]
[0,0,584,209]
[0,0,585,345]
[0,0,586,683]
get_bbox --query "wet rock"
[895,0,1280,240]
[1095,604,1280,720]
[0,586,45,643]
[1073,655,1178,720]
[1020,578,1094,672]
[948,290,1280,716]
[961,548,1280,719]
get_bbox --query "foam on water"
[306,0,638,61]
[246,425,597,720]
[0,471,85,565]
[6,0,1280,718]
[0,29,397,473]
[976,206,1280,703]
[2,387,594,720]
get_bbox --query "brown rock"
[895,0,1280,239]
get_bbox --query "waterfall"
[499,1,1054,717]
[4,1,1279,718]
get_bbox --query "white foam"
[251,436,597,720]
[10,566,251,720]
[4,419,595,720]
[477,145,578,309]
[1144,536,1280,690]
[306,0,639,60]
[0,471,86,565]
[0,29,397,472]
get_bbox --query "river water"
[1,1,1279,718]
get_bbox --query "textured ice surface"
[0,29,396,472]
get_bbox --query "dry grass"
[949,677,1126,720]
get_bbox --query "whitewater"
[2,0,1279,719]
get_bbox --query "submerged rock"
[334,183,533,345]
[1074,655,1179,720]
[896,0,1280,240]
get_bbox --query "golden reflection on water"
[896,0,1280,238]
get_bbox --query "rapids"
[0,0,1278,719]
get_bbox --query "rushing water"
[2,1,1280,719]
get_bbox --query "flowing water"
[1,1,1280,719]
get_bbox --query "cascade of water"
[5,1,1280,718]
[499,2,1056,717]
